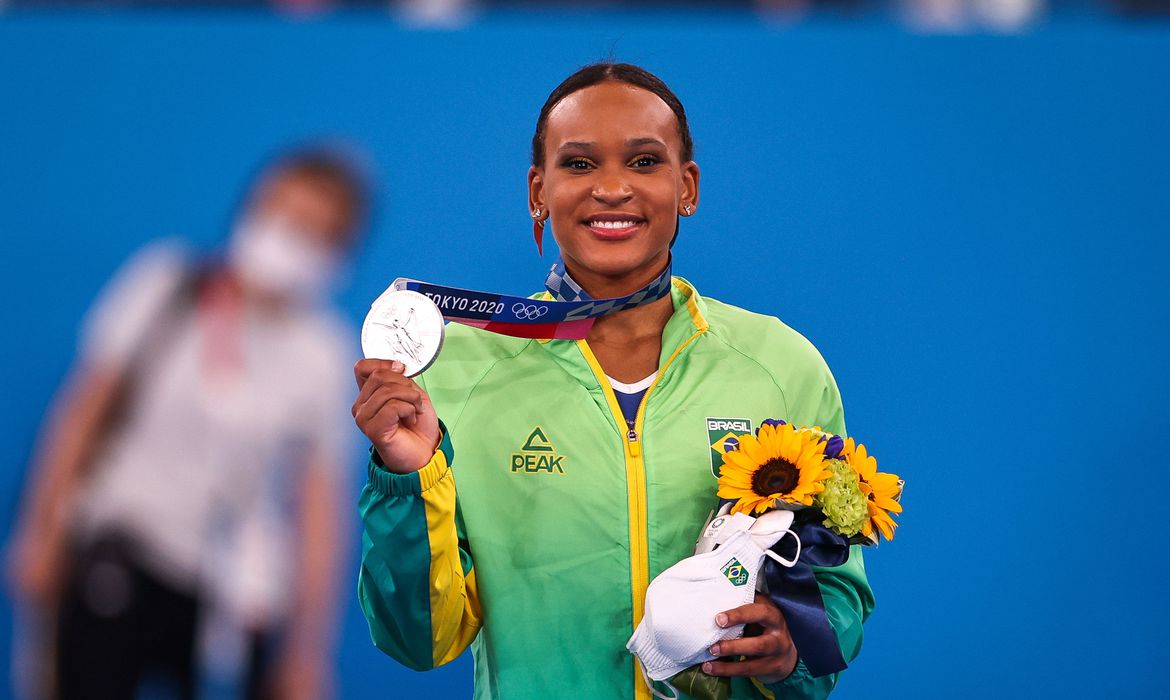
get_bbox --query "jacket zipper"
[578,325,706,699]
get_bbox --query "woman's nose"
[592,173,633,206]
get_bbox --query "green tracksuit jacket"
[358,277,875,700]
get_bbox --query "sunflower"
[840,438,903,542]
[717,422,831,514]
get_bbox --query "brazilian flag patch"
[722,558,749,587]
[707,417,754,478]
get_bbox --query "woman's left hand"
[702,593,798,684]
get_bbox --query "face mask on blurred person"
[228,214,339,303]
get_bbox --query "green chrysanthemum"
[816,458,868,537]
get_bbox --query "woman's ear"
[680,161,700,216]
[528,166,545,216]
[528,166,547,256]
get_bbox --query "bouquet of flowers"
[717,418,903,545]
[666,419,903,700]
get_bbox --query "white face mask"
[228,214,340,302]
[627,512,801,698]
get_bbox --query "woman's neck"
[565,255,675,381]
[561,253,669,301]
[585,294,673,384]
[588,293,674,344]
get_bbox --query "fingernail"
[702,662,712,674]
[709,644,720,656]
[715,613,728,627]
[390,361,404,372]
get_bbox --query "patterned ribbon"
[543,258,590,302]
[392,258,672,340]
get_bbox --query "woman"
[353,63,874,700]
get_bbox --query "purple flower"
[824,435,844,459]
[757,418,786,436]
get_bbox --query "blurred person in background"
[896,0,1047,30]
[6,146,370,700]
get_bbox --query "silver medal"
[361,288,445,377]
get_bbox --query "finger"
[702,656,783,679]
[353,389,401,432]
[371,385,424,421]
[352,373,422,415]
[357,377,423,407]
[708,631,786,660]
[383,398,419,425]
[354,359,406,387]
[366,368,418,395]
[716,602,784,630]
[355,389,421,429]
[355,359,391,386]
[356,385,421,423]
[402,388,436,430]
[357,398,419,439]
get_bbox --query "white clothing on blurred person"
[72,239,354,624]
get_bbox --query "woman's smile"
[583,212,646,241]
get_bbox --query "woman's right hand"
[352,359,441,474]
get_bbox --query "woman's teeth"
[590,220,639,229]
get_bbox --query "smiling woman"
[529,64,697,296]
[353,62,874,700]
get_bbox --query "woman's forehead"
[545,81,680,151]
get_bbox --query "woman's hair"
[531,62,694,167]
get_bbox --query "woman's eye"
[562,158,593,170]
[631,155,661,168]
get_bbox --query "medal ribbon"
[392,258,672,340]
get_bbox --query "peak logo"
[510,427,567,475]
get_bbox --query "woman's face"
[529,81,699,286]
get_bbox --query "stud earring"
[532,208,545,257]
[683,204,692,216]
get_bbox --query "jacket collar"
[535,276,709,391]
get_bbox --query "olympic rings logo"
[512,303,549,320]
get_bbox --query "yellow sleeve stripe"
[751,677,777,699]
[419,447,484,668]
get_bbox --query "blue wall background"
[2,9,1168,699]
